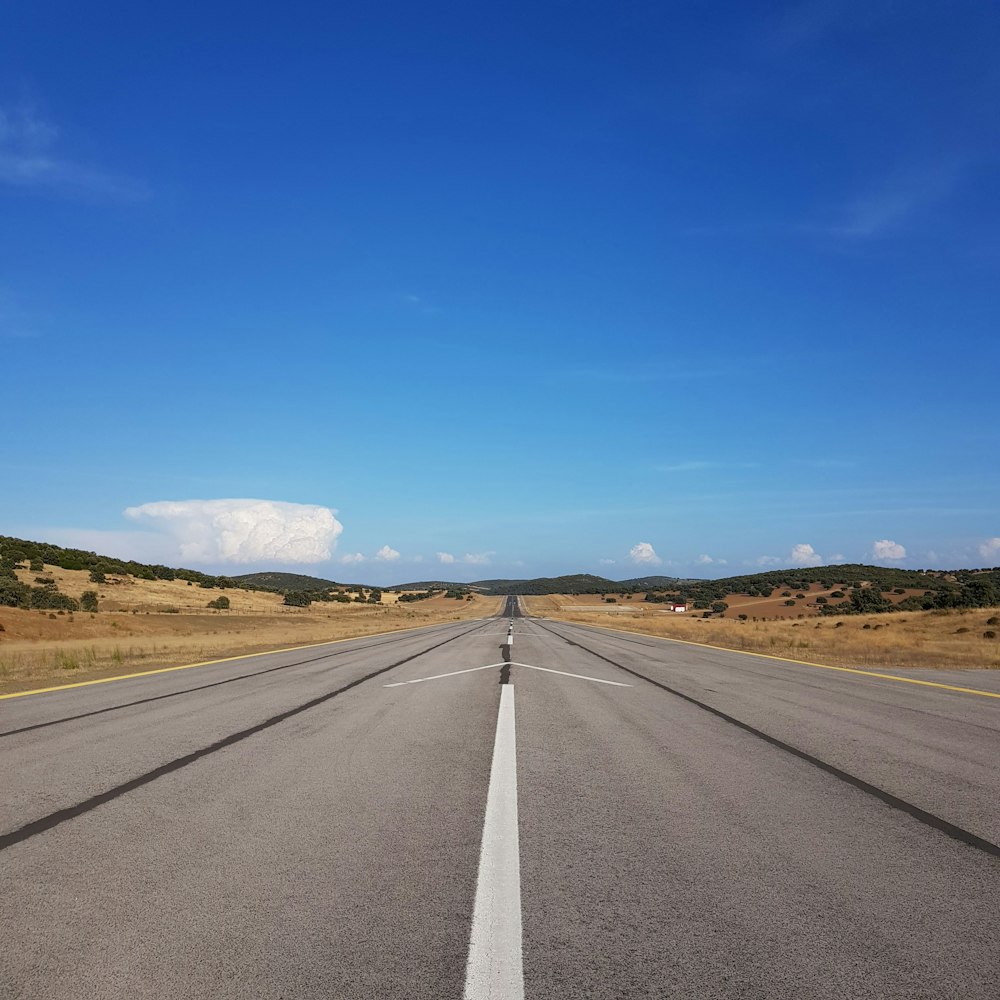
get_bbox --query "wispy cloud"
[0,103,146,201]
[829,162,963,239]
[656,459,759,473]
[561,364,732,385]
[763,0,853,54]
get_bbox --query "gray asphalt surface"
[2,602,998,998]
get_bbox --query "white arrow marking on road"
[384,662,631,688]
[463,685,524,1000]
[383,664,498,687]
[515,662,631,686]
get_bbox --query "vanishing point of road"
[2,599,998,999]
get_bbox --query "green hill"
[231,571,340,593]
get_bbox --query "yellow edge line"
[0,616,492,701]
[546,617,1000,700]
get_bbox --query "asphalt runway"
[2,599,998,998]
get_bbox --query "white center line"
[463,686,524,1000]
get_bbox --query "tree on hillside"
[850,588,892,614]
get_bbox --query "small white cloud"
[599,558,616,565]
[757,555,782,566]
[124,499,343,565]
[340,552,365,565]
[462,552,494,566]
[873,539,906,561]
[829,553,845,563]
[629,542,662,566]
[790,543,822,566]
[978,538,1000,561]
[436,552,456,564]
[375,545,400,562]
[695,554,714,565]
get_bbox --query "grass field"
[0,565,500,694]
[526,595,1000,671]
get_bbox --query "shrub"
[711,601,729,614]
[850,588,892,614]
[29,558,43,572]
[784,599,796,606]
[738,613,748,621]
[985,631,997,639]
[955,627,970,634]
[283,591,312,607]
[816,596,828,604]
[795,594,805,600]
[207,596,231,610]
[89,568,106,583]
[30,588,79,611]
[781,591,791,597]
[987,616,999,626]
[80,591,99,613]
[0,579,29,608]
[830,591,845,598]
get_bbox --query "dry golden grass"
[525,597,1000,671]
[0,566,500,694]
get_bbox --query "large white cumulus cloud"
[124,499,343,565]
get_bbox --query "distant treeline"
[640,564,1000,614]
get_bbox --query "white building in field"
[670,602,687,613]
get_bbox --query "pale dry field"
[526,595,1000,671]
[0,566,500,694]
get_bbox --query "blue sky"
[3,1,998,584]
